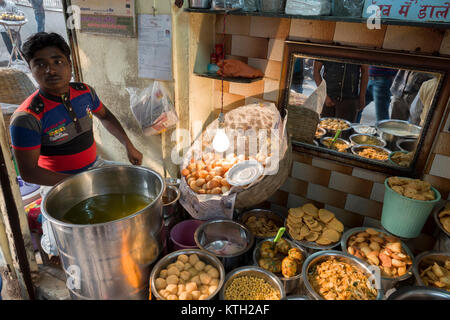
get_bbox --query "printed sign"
[363,0,450,22]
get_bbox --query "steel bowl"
[315,127,327,140]
[194,219,255,272]
[388,151,413,167]
[238,209,285,241]
[189,0,211,9]
[351,124,377,136]
[341,227,414,292]
[284,220,342,253]
[351,144,391,161]
[253,237,309,295]
[302,250,384,300]
[376,120,421,150]
[219,265,286,300]
[396,138,418,152]
[349,134,387,147]
[319,117,353,139]
[387,286,450,300]
[149,248,225,300]
[162,185,180,219]
[413,251,450,289]
[320,136,352,153]
[433,205,450,238]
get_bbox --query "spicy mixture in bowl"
[308,258,378,300]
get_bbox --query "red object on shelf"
[210,52,217,64]
[215,44,224,62]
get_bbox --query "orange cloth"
[217,59,264,79]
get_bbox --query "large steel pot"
[376,120,421,151]
[41,165,165,300]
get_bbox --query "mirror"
[279,41,449,175]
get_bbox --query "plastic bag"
[332,0,364,17]
[127,81,178,136]
[285,0,331,15]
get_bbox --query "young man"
[9,32,143,186]
[314,60,369,123]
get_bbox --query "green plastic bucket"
[381,178,441,238]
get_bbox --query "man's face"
[29,46,72,95]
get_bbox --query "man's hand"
[126,142,143,165]
[325,96,336,107]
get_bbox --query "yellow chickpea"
[185,282,198,293]
[166,275,179,285]
[189,254,200,265]
[178,292,193,300]
[166,284,178,295]
[194,261,206,272]
[167,266,180,277]
[155,278,167,290]
[199,272,212,285]
[177,254,189,263]
[191,290,201,300]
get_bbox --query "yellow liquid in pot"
[61,193,154,224]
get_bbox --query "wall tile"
[270,203,289,218]
[228,80,265,98]
[324,204,365,229]
[231,35,269,59]
[362,217,382,229]
[333,22,387,48]
[352,167,388,184]
[289,20,335,43]
[311,157,353,175]
[328,171,374,198]
[383,26,444,53]
[247,58,282,80]
[433,132,450,157]
[307,183,348,208]
[370,182,385,203]
[404,233,436,255]
[291,162,331,186]
[249,17,290,39]
[214,91,245,110]
[291,152,312,165]
[267,38,285,62]
[439,30,450,56]
[263,78,279,102]
[214,80,230,93]
[345,194,383,220]
[216,15,251,36]
[287,193,324,210]
[429,155,450,180]
[267,189,289,207]
[279,177,308,198]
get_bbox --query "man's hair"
[21,32,71,63]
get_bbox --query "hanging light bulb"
[212,112,230,153]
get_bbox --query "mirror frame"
[278,40,450,177]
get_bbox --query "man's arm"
[359,65,369,111]
[313,60,335,107]
[94,105,143,165]
[13,148,70,186]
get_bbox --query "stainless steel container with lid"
[41,165,165,300]
[195,219,255,271]
[376,119,421,150]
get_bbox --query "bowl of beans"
[319,117,353,139]
[150,249,225,300]
[219,266,286,300]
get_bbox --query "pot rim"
[41,165,165,228]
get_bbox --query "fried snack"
[260,241,277,259]
[357,147,389,161]
[391,152,413,167]
[259,257,282,274]
[244,215,279,238]
[346,228,413,278]
[419,259,450,291]
[438,203,450,233]
[309,258,378,300]
[287,204,344,246]
[322,138,349,153]
[387,177,436,201]
[319,118,350,131]
[281,257,298,278]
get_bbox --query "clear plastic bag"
[212,0,244,9]
[127,81,178,136]
[285,0,331,15]
[332,0,364,17]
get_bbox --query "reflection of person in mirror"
[291,59,304,93]
[314,60,368,123]
[389,70,433,121]
[409,77,439,127]
[356,66,397,123]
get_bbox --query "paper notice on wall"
[138,14,172,81]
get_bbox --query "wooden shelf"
[194,72,264,83]
[185,8,450,29]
